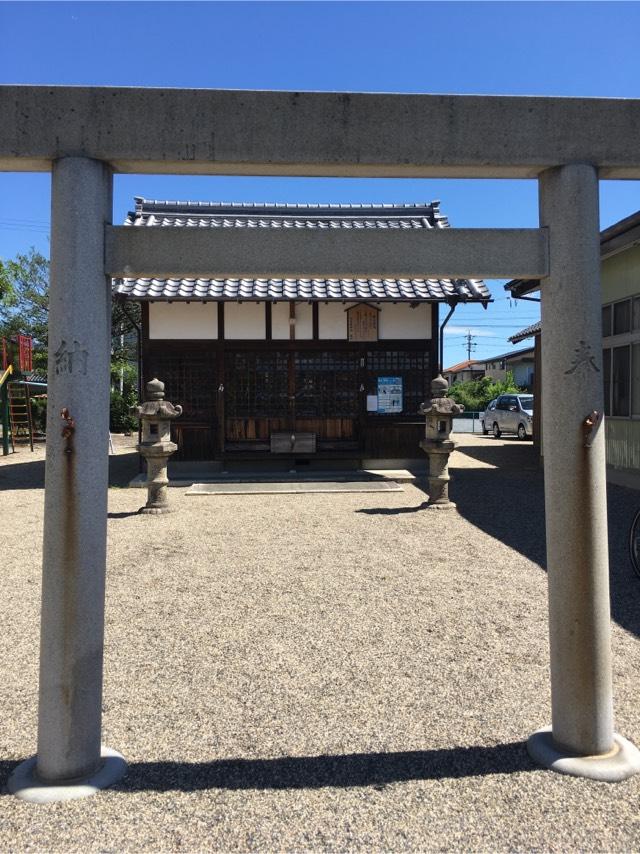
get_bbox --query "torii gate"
[3,86,640,801]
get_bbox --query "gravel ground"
[1,435,640,852]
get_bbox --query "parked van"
[480,398,497,435]
[487,394,534,440]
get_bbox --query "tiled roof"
[124,197,451,230]
[443,359,483,374]
[484,345,536,361]
[509,321,541,344]
[113,198,491,303]
[115,276,489,302]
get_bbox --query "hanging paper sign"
[377,376,403,413]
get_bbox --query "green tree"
[448,370,522,412]
[0,248,141,429]
[0,249,49,371]
[0,258,16,304]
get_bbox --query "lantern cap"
[145,378,165,401]
[431,374,449,396]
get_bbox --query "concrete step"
[128,468,418,488]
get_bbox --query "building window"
[613,300,631,335]
[633,343,640,418]
[612,345,631,417]
[603,296,640,418]
[603,348,611,416]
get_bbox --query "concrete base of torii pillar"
[8,748,127,804]
[527,728,640,782]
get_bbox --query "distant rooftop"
[443,359,483,374]
[509,321,541,344]
[484,345,536,362]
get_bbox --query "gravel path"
[1,436,640,851]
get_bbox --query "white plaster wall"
[319,302,349,339]
[225,302,265,340]
[272,302,291,340]
[148,300,432,341]
[379,303,431,339]
[149,301,218,339]
[272,301,313,339]
[295,302,313,340]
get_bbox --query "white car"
[489,394,534,440]
[481,398,497,435]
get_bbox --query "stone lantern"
[419,374,464,509]
[132,378,182,514]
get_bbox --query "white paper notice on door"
[366,395,378,412]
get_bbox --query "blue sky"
[1,1,639,366]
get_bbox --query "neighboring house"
[506,209,640,479]
[113,197,491,466]
[600,211,640,473]
[481,346,536,391]
[508,322,541,450]
[442,359,484,386]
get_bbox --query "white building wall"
[272,302,314,339]
[148,300,432,341]
[379,303,431,340]
[224,302,265,340]
[148,301,218,339]
[318,302,349,339]
[295,302,314,340]
[272,302,291,339]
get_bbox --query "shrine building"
[113,197,491,467]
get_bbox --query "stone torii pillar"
[528,163,640,780]
[8,157,126,802]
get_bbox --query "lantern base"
[138,505,173,515]
[425,501,457,510]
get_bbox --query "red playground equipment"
[1,334,45,455]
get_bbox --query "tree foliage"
[0,247,141,430]
[0,249,50,371]
[448,371,522,412]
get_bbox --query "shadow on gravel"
[451,462,640,640]
[116,741,535,791]
[0,455,45,489]
[357,440,640,639]
[453,437,540,472]
[357,501,430,516]
[0,449,138,490]
[453,446,640,640]
[0,741,527,794]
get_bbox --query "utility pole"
[464,330,477,361]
